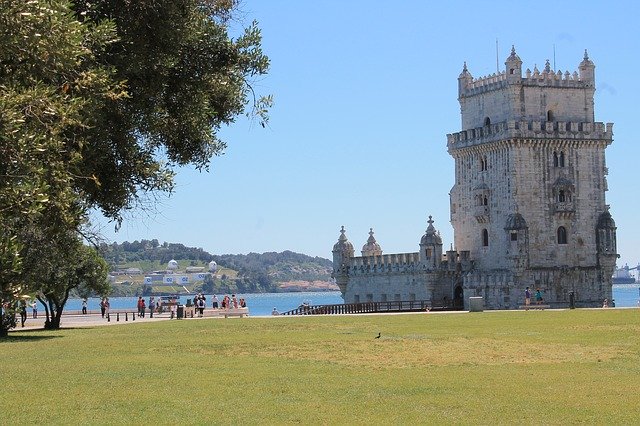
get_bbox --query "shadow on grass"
[2,325,99,342]
[1,331,62,342]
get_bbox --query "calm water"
[55,285,640,316]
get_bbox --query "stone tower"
[447,47,617,308]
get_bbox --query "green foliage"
[1,0,269,330]
[71,0,271,223]
[2,310,640,423]
[20,231,110,329]
[0,0,122,332]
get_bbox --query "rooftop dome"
[333,226,354,253]
[420,216,442,245]
[361,228,382,257]
[504,213,527,230]
[167,259,178,270]
[597,210,616,229]
[553,177,574,187]
[208,260,218,273]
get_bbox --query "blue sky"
[94,0,640,269]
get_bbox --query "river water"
[57,284,640,316]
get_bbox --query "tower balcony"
[474,205,490,223]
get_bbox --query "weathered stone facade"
[332,47,618,309]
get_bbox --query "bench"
[202,308,249,318]
[222,311,247,318]
[519,304,550,310]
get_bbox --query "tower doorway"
[453,285,464,309]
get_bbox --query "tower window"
[479,155,488,171]
[553,151,565,167]
[558,190,566,203]
[509,68,514,75]
[510,232,518,241]
[426,248,432,258]
[482,229,489,247]
[557,226,568,244]
[484,117,491,126]
[547,110,554,121]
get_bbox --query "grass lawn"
[2,309,640,424]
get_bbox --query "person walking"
[31,300,38,319]
[100,298,106,318]
[137,296,144,318]
[535,289,543,305]
[524,287,531,308]
[82,299,87,315]
[19,300,27,327]
[148,297,155,318]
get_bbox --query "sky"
[94,0,640,270]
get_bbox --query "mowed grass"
[2,309,640,424]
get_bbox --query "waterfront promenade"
[15,307,250,331]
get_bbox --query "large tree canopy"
[72,0,271,222]
[0,0,269,332]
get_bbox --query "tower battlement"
[459,48,595,99]
[447,120,613,151]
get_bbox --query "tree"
[21,232,110,330]
[71,0,271,224]
[1,0,270,331]
[1,0,123,333]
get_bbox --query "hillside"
[98,240,337,296]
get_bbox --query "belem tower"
[332,47,618,310]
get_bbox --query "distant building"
[332,47,618,309]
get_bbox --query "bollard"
[132,313,135,321]
[125,312,128,321]
[116,312,119,321]
[569,291,575,309]
[191,311,194,318]
[107,314,110,322]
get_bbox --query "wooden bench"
[203,308,249,318]
[519,304,550,310]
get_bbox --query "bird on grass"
[375,332,381,339]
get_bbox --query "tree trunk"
[44,305,64,329]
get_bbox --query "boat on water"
[612,277,636,284]
[612,263,638,284]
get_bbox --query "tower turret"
[505,45,522,82]
[419,216,443,269]
[331,226,354,295]
[578,49,595,87]
[458,62,473,98]
[361,228,382,257]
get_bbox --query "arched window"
[559,151,565,167]
[547,110,554,121]
[484,117,491,126]
[558,190,566,203]
[553,152,559,167]
[482,229,489,247]
[479,155,488,171]
[483,195,488,206]
[557,226,568,244]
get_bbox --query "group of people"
[137,296,156,318]
[100,297,110,318]
[524,287,544,306]
[602,298,615,308]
